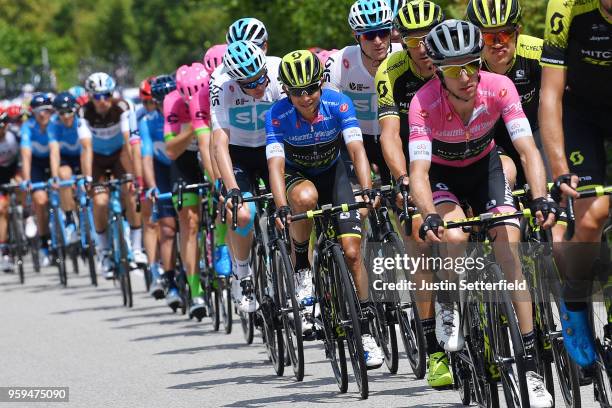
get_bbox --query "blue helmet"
[226,18,268,46]
[151,74,176,103]
[386,0,406,18]
[223,40,267,81]
[348,0,394,33]
[52,92,78,111]
[30,92,53,112]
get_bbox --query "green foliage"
[0,0,549,91]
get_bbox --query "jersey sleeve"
[46,120,59,144]
[210,84,229,131]
[163,93,181,141]
[190,84,211,137]
[540,0,572,68]
[375,57,400,120]
[125,109,139,145]
[497,77,532,142]
[76,118,92,140]
[19,122,31,149]
[265,105,285,160]
[337,94,363,145]
[139,117,153,157]
[322,50,343,91]
[407,93,432,162]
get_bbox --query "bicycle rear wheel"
[220,277,232,333]
[487,263,529,408]
[30,236,41,273]
[332,245,368,399]
[53,212,68,287]
[82,209,97,286]
[275,241,304,381]
[117,219,133,308]
[591,300,612,408]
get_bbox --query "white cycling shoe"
[526,371,553,408]
[435,300,464,352]
[362,334,384,369]
[98,250,113,280]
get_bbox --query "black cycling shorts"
[0,162,18,185]
[60,155,81,174]
[229,145,269,194]
[429,149,518,228]
[340,134,395,186]
[562,104,609,186]
[31,156,50,183]
[170,150,204,187]
[285,159,362,239]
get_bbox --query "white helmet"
[226,18,268,46]
[348,0,394,34]
[85,72,116,94]
[223,40,267,81]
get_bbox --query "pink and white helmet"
[203,44,228,74]
[175,63,209,102]
[317,49,339,65]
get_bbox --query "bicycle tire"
[9,211,25,284]
[221,277,232,333]
[314,244,348,392]
[30,236,41,273]
[451,355,471,406]
[144,265,152,292]
[487,263,529,408]
[70,246,79,275]
[256,247,284,376]
[53,210,68,287]
[211,277,221,331]
[276,241,304,381]
[332,244,368,399]
[82,209,97,286]
[117,218,133,308]
[240,310,254,344]
[590,301,612,408]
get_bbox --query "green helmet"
[466,0,522,28]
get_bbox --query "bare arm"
[513,136,547,198]
[197,130,215,181]
[130,138,143,179]
[409,159,435,216]
[268,156,287,208]
[165,124,195,161]
[49,142,60,178]
[209,130,221,180]
[143,155,156,189]
[212,128,238,190]
[346,141,372,189]
[379,116,408,180]
[80,138,93,178]
[539,66,569,180]
[21,148,32,181]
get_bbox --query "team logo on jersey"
[167,113,179,124]
[569,150,584,166]
[340,103,349,113]
[272,119,280,127]
[420,109,429,118]
[349,82,369,91]
[499,88,508,98]
[515,70,525,80]
[550,12,564,35]
[343,59,350,69]
[229,85,235,92]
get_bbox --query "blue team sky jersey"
[20,118,52,158]
[265,89,362,175]
[139,110,170,166]
[47,114,89,157]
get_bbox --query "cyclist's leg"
[91,154,112,250]
[154,160,175,283]
[31,157,50,261]
[118,145,145,263]
[58,157,78,233]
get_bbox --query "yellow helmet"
[466,0,522,28]
[279,50,322,88]
[394,1,444,36]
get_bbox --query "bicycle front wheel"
[332,245,368,399]
[117,219,133,308]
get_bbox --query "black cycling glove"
[550,173,576,203]
[419,213,443,240]
[530,197,560,222]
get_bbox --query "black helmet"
[30,92,53,113]
[53,92,78,112]
[151,74,177,104]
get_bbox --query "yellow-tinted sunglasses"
[438,58,481,79]
[402,34,427,48]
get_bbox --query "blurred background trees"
[0,0,548,96]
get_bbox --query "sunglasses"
[438,58,481,79]
[361,29,391,41]
[402,34,427,48]
[286,82,321,97]
[59,109,75,117]
[143,99,157,106]
[239,74,268,90]
[482,28,516,46]
[93,93,112,101]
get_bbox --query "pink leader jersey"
[408,71,532,167]
[189,77,211,138]
[163,88,207,152]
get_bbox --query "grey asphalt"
[0,262,599,408]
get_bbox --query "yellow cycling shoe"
[427,352,453,389]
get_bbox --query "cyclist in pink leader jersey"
[163,63,213,319]
[409,20,556,406]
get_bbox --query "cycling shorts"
[285,159,362,239]
[31,156,50,183]
[562,105,609,186]
[92,150,125,182]
[229,145,269,194]
[60,155,81,174]
[170,150,204,209]
[0,162,18,185]
[154,159,174,219]
[341,134,405,186]
[429,149,519,228]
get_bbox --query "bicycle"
[564,185,612,408]
[31,178,76,287]
[245,190,285,377]
[441,209,535,407]
[291,201,369,398]
[1,183,27,284]
[75,176,97,286]
[357,185,426,377]
[513,186,582,408]
[99,174,136,308]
